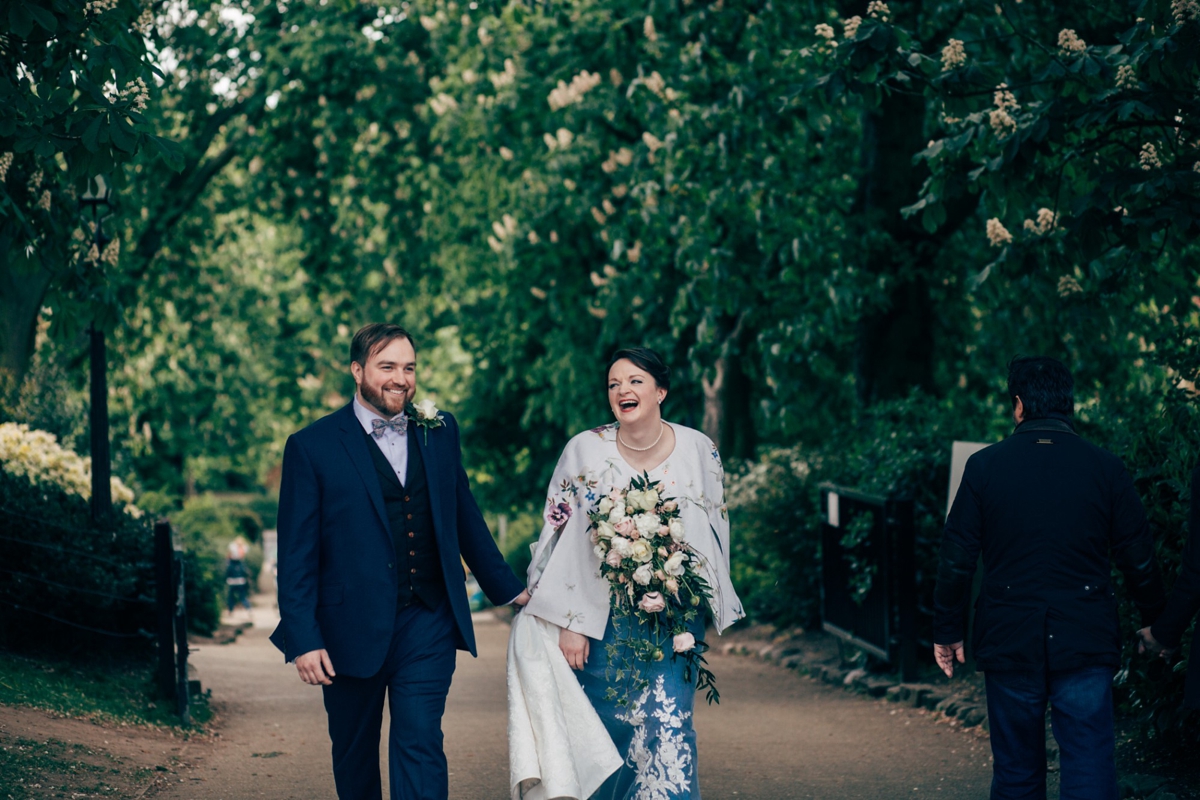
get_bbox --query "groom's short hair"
[351,323,417,367]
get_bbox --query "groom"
[271,323,528,800]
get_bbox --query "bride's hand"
[559,628,590,670]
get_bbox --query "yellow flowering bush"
[0,422,140,514]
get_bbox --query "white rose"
[668,519,685,542]
[629,539,654,563]
[595,520,616,540]
[594,544,607,559]
[598,497,615,516]
[642,489,660,509]
[633,564,654,585]
[634,513,660,537]
[414,398,439,419]
[625,489,645,511]
[611,536,633,558]
[665,577,679,595]
[664,550,687,577]
[608,503,627,523]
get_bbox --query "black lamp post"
[80,175,113,527]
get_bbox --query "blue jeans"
[985,666,1117,800]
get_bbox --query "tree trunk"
[851,90,937,405]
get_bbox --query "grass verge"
[0,649,211,730]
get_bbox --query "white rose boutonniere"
[407,399,446,444]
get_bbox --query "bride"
[513,347,744,800]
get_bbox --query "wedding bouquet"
[589,473,719,704]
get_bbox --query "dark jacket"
[933,417,1166,672]
[269,404,524,678]
[1151,465,1200,708]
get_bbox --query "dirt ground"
[0,703,202,799]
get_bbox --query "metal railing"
[818,483,918,681]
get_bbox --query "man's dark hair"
[1007,356,1074,419]
[607,347,671,392]
[350,323,416,366]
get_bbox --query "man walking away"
[932,356,1166,800]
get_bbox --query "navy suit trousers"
[322,599,458,800]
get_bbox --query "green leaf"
[82,115,103,152]
[8,2,33,37]
[23,1,57,32]
[108,116,138,153]
[145,135,185,171]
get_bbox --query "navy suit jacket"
[269,403,524,678]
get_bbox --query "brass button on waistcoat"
[406,513,413,520]
[409,550,416,556]
[408,532,415,538]
[410,568,417,574]
[404,496,410,502]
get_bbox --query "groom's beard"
[360,382,409,417]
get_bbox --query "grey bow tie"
[371,416,408,438]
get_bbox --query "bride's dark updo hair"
[607,347,671,392]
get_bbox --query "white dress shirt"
[353,396,408,486]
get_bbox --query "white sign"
[946,441,992,519]
[827,491,840,528]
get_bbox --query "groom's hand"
[559,628,590,671]
[296,649,336,685]
[511,589,531,607]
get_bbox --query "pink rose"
[673,632,696,653]
[639,592,666,613]
[615,518,635,537]
[662,500,678,513]
[606,549,622,567]
[658,525,670,538]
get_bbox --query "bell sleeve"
[520,433,612,640]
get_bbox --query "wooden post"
[154,520,175,699]
[89,325,112,526]
[172,550,191,726]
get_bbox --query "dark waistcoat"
[362,429,445,611]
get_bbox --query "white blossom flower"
[843,15,863,38]
[644,16,658,42]
[429,93,458,115]
[419,15,438,31]
[643,71,666,97]
[547,69,602,110]
[477,26,493,46]
[1194,161,1200,173]
[994,84,1018,110]
[36,190,51,212]
[814,23,836,40]
[0,152,12,184]
[668,518,685,542]
[633,563,654,586]
[136,6,155,36]
[867,2,890,21]
[602,199,616,216]
[543,132,558,151]
[990,109,1017,137]
[101,237,120,264]
[1173,0,1200,24]
[1116,64,1138,90]
[642,131,664,152]
[487,236,504,253]
[941,39,966,71]
[499,146,514,160]
[122,78,149,113]
[986,218,1012,247]
[85,0,119,16]
[1057,275,1083,297]
[28,169,43,193]
[1022,208,1057,236]
[1140,142,1162,170]
[86,243,100,263]
[1057,29,1087,54]
[0,423,138,512]
[555,128,573,148]
[591,207,607,225]
[599,496,615,516]
[530,286,548,299]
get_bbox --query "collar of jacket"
[1013,414,1077,436]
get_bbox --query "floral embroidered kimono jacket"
[519,422,744,800]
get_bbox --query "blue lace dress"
[574,611,706,800]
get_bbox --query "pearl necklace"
[618,421,666,452]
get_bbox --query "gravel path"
[159,598,994,799]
